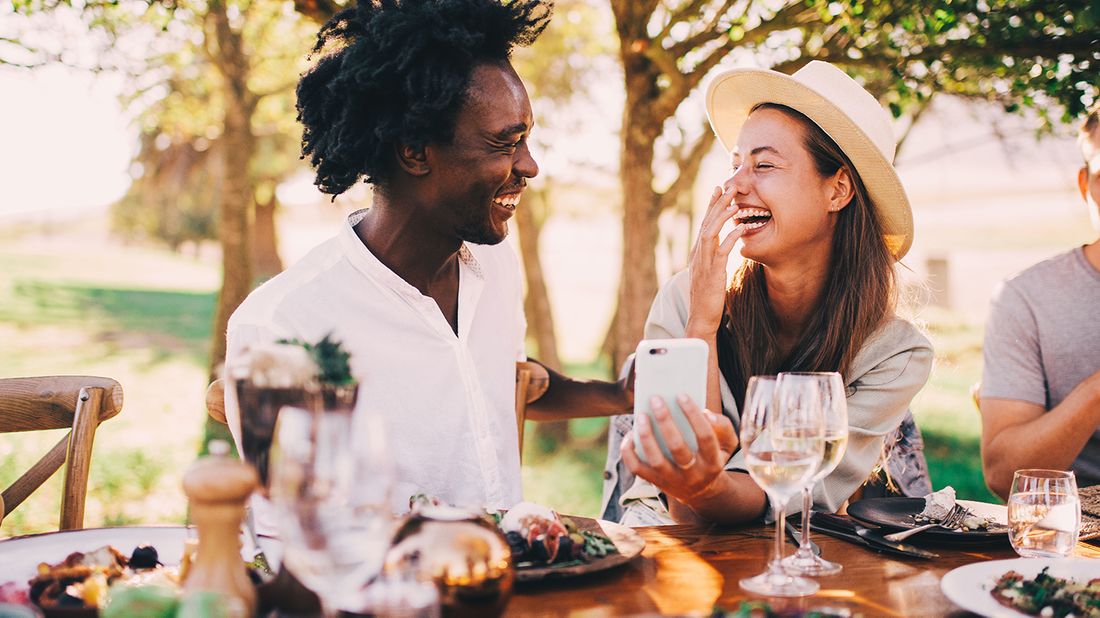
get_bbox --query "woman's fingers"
[634,411,672,469]
[699,192,738,242]
[648,396,696,467]
[704,409,738,456]
[718,222,745,256]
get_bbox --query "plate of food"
[847,486,1008,543]
[0,526,277,616]
[941,558,1100,617]
[492,502,645,582]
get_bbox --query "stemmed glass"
[780,372,848,576]
[269,395,395,617]
[738,374,825,597]
[1008,469,1080,558]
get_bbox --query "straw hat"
[705,60,913,261]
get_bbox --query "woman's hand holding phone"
[622,393,738,504]
[687,185,743,334]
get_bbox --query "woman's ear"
[395,142,430,177]
[1080,165,1090,202]
[827,167,854,212]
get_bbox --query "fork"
[884,504,971,542]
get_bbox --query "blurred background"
[1,0,1097,535]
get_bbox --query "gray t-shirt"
[982,246,1100,486]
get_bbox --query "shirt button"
[603,471,613,480]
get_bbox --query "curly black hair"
[296,0,552,196]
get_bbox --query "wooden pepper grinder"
[181,440,259,617]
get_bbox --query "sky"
[0,66,132,219]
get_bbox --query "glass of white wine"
[779,372,848,576]
[738,374,825,597]
[1008,469,1080,558]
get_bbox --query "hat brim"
[705,68,913,261]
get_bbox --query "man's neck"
[353,197,463,295]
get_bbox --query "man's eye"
[756,162,775,170]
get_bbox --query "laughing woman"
[601,61,934,526]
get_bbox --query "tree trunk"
[252,192,283,283]
[515,187,567,448]
[205,0,257,448]
[607,82,663,374]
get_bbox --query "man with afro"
[225,0,634,518]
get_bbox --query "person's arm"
[684,185,741,415]
[525,361,633,421]
[977,281,1100,499]
[981,373,1100,500]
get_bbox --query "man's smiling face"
[424,61,539,245]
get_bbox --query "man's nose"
[515,141,539,179]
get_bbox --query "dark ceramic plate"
[514,516,645,582]
[846,498,1008,544]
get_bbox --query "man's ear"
[395,142,430,177]
[828,167,854,212]
[1080,165,1090,202]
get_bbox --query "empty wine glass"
[780,372,848,576]
[1008,469,1080,558]
[269,397,395,617]
[738,374,825,597]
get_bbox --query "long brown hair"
[717,103,896,413]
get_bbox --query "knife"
[784,517,821,556]
[810,512,938,560]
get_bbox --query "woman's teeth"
[733,208,771,229]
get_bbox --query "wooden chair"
[205,361,550,461]
[0,376,124,530]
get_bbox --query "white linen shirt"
[225,210,527,526]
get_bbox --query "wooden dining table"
[507,522,1100,617]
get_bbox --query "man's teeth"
[493,194,521,209]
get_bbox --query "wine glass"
[1008,469,1080,558]
[780,372,848,576]
[738,374,825,597]
[269,399,395,616]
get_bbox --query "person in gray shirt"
[981,102,1100,498]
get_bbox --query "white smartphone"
[632,338,709,465]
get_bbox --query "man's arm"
[524,360,633,421]
[981,371,1100,500]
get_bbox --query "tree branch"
[658,124,718,213]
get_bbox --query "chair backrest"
[0,376,124,531]
[206,361,550,461]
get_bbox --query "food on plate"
[17,541,183,607]
[913,486,995,531]
[918,486,956,521]
[496,501,617,567]
[407,495,620,569]
[992,567,1100,617]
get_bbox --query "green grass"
[911,308,1000,503]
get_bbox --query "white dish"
[0,526,281,584]
[941,557,1100,617]
[958,499,1008,526]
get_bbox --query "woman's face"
[723,108,847,266]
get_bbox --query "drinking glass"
[738,375,825,597]
[780,372,848,576]
[269,398,395,617]
[1008,469,1080,558]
